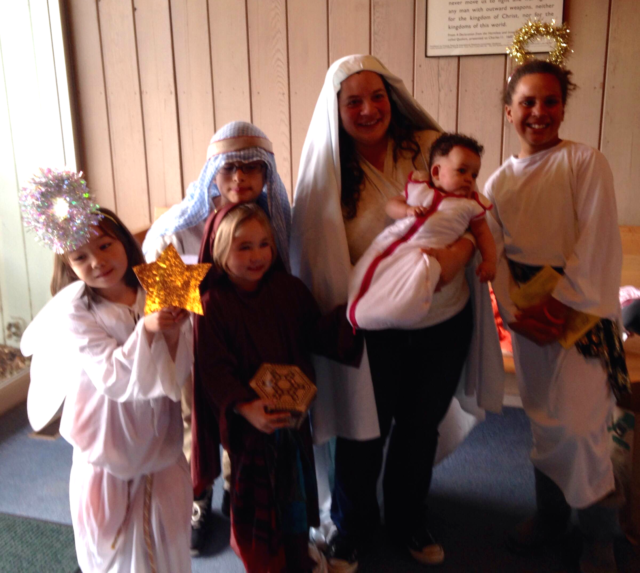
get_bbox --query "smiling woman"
[291,54,504,572]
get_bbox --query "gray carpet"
[0,513,79,573]
[1,404,638,572]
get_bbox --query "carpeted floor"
[0,513,79,573]
[1,404,638,572]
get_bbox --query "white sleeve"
[552,150,622,318]
[144,233,174,263]
[485,181,518,324]
[67,306,192,403]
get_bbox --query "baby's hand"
[235,399,293,434]
[475,261,496,283]
[407,205,428,217]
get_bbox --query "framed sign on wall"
[426,0,564,57]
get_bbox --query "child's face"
[67,231,129,297]
[506,73,564,157]
[215,161,266,205]
[430,146,481,196]
[225,218,273,291]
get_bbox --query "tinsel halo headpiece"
[507,20,571,67]
[19,168,103,254]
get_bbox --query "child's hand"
[236,399,293,434]
[407,205,428,217]
[144,306,189,334]
[475,260,496,283]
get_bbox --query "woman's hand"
[235,399,293,434]
[422,237,475,290]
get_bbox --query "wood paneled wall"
[65,0,640,231]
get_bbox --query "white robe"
[21,282,193,572]
[484,140,621,508]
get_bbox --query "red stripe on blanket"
[348,190,444,329]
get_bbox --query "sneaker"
[506,515,571,555]
[190,488,213,556]
[221,489,231,519]
[325,533,359,573]
[406,528,445,566]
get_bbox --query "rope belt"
[110,474,157,573]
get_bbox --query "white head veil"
[291,54,440,311]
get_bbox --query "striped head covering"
[142,121,291,269]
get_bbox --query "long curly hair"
[339,76,422,220]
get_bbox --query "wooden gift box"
[249,364,317,429]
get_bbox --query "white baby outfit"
[347,175,489,330]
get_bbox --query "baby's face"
[431,146,481,196]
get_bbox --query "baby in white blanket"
[347,133,497,330]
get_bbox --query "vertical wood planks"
[171,0,215,191]
[458,56,506,192]
[246,0,291,194]
[134,0,182,213]
[67,0,116,212]
[209,0,252,128]
[287,0,328,190]
[414,0,458,131]
[372,0,414,93]
[602,0,640,225]
[560,0,609,149]
[328,0,370,64]
[98,0,150,231]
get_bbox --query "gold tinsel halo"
[507,20,571,67]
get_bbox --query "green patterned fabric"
[0,513,78,573]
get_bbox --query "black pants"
[330,302,473,542]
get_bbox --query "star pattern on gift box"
[133,244,211,315]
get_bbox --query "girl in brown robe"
[193,204,361,572]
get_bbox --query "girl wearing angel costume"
[291,55,504,570]
[485,60,628,572]
[21,171,193,573]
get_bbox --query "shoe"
[190,488,213,556]
[406,528,445,566]
[325,533,358,573]
[506,515,571,555]
[221,489,231,519]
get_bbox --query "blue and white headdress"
[143,121,291,269]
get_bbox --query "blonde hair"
[213,204,276,273]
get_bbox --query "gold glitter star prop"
[133,244,211,315]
